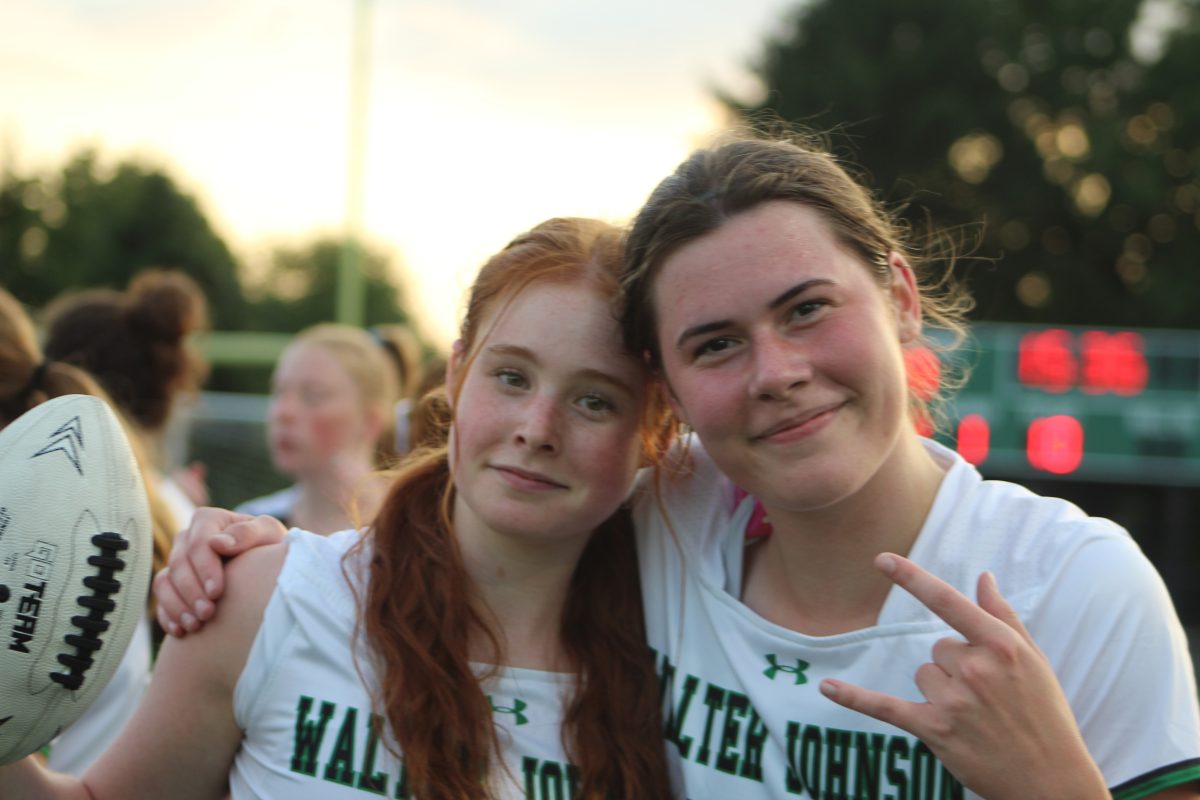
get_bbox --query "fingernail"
[181,612,197,630]
[195,599,212,617]
[167,623,181,637]
[205,579,217,597]
[819,680,838,699]
[215,534,235,549]
[876,554,898,575]
[984,571,998,591]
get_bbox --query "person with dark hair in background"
[42,269,211,531]
[0,288,179,776]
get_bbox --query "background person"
[0,287,177,775]
[42,268,211,531]
[236,323,399,534]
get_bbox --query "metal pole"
[337,0,373,326]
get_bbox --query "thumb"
[216,516,287,555]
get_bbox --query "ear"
[444,339,466,411]
[886,252,922,344]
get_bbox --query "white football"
[0,394,152,765]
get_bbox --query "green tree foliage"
[1,150,247,328]
[731,0,1200,328]
[244,237,414,333]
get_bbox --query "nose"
[514,395,560,453]
[748,331,812,401]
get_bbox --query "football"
[0,394,152,765]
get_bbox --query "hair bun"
[125,269,208,342]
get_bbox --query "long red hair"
[352,218,676,799]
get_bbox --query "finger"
[152,568,189,636]
[976,571,1036,647]
[877,553,1001,644]
[913,660,954,704]
[221,516,288,556]
[930,636,968,675]
[163,546,213,621]
[819,679,929,739]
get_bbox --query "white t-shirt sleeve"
[1026,532,1200,794]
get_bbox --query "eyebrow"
[674,278,835,350]
[484,343,637,397]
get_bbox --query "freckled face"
[267,343,371,478]
[449,282,647,547]
[651,200,921,513]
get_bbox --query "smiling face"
[652,200,922,514]
[267,342,375,478]
[448,280,647,548]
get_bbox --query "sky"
[0,0,799,348]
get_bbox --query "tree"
[729,0,1200,329]
[1,149,248,329]
[244,237,414,333]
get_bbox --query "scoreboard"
[930,323,1200,486]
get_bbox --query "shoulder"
[913,441,1132,602]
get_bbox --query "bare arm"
[2,542,287,800]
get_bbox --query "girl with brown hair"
[42,269,211,530]
[0,288,178,775]
[1,218,673,799]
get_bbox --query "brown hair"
[0,288,177,636]
[352,218,673,799]
[283,324,401,467]
[42,268,209,434]
[621,130,974,432]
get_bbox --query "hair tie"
[25,360,49,396]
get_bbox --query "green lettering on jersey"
[695,683,726,766]
[852,732,885,799]
[393,761,409,799]
[739,705,768,783]
[826,727,852,798]
[357,713,388,794]
[886,735,911,800]
[715,691,750,775]
[523,756,580,800]
[665,673,700,758]
[291,695,337,776]
[323,705,359,786]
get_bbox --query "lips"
[491,464,568,491]
[753,401,844,442]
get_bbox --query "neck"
[293,453,376,534]
[743,434,946,635]
[454,507,590,672]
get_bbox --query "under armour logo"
[488,697,528,726]
[31,416,85,476]
[763,654,810,685]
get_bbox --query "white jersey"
[634,438,1200,800]
[230,528,581,800]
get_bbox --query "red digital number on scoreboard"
[1018,329,1148,395]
